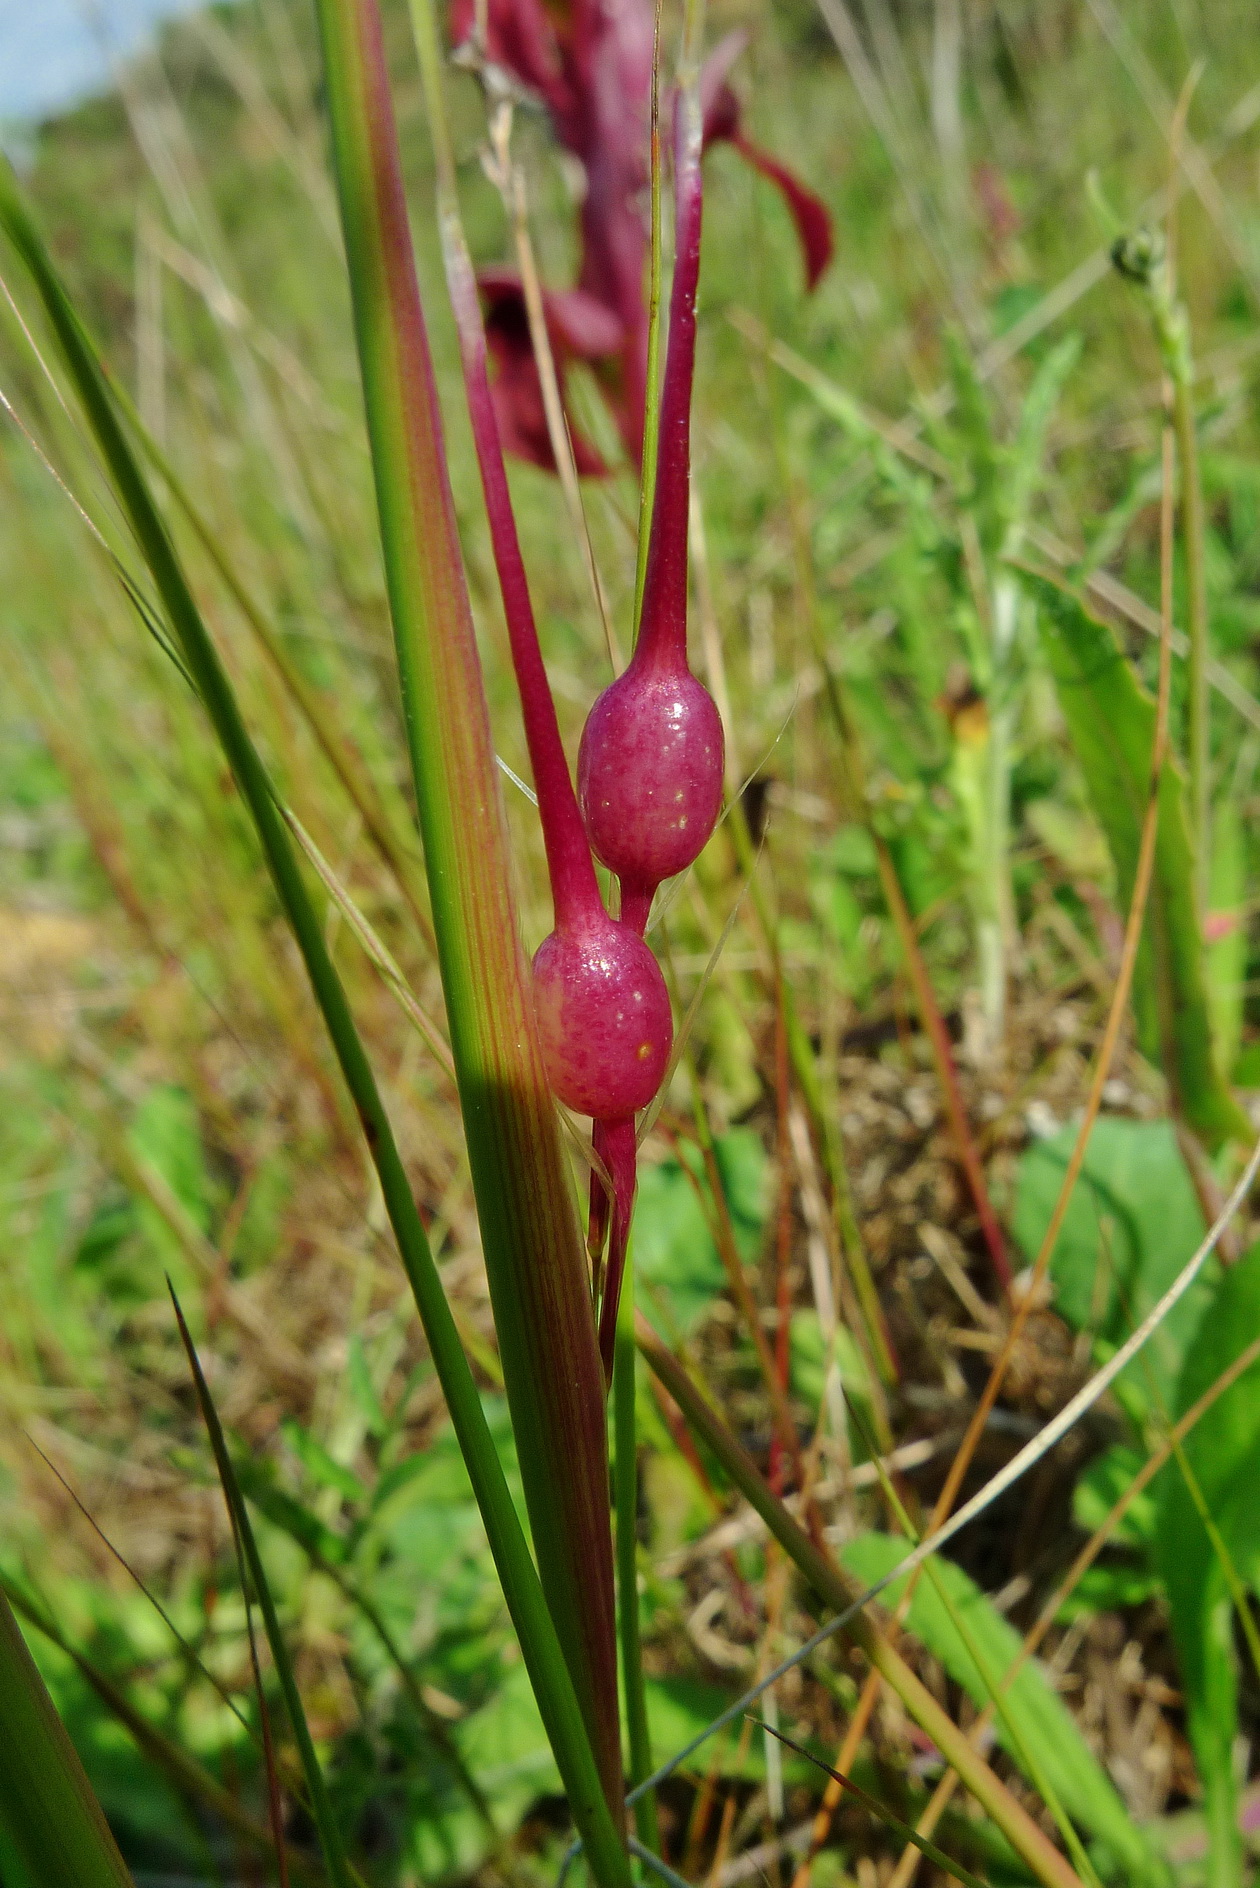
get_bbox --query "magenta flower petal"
[479,269,619,475]
[702,78,833,290]
[450,0,573,121]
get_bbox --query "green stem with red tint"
[290,0,632,1843]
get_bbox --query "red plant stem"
[871,833,1011,1292]
[619,881,655,935]
[769,981,794,1496]
[439,227,604,934]
[634,93,702,678]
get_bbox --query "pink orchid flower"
[452,0,833,471]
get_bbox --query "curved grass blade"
[170,1287,350,1888]
[230,1452,497,1836]
[0,158,628,1888]
[755,1722,992,1888]
[0,1585,134,1888]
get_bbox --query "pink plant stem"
[444,225,650,1377]
[441,233,604,936]
[605,94,705,945]
[619,881,655,935]
[636,94,703,679]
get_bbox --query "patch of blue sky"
[0,0,208,124]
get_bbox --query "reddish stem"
[635,94,703,678]
[442,237,604,935]
[769,981,793,1497]
[872,833,1011,1292]
[619,879,655,936]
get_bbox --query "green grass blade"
[311,0,623,1822]
[170,1287,352,1888]
[756,1722,993,1888]
[0,1585,134,1888]
[1,1574,323,1883]
[1027,572,1248,1150]
[0,158,628,1888]
[231,1452,497,1835]
[613,1259,660,1853]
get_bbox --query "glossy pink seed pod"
[577,664,725,890]
[532,915,673,1119]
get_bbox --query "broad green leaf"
[281,1418,368,1504]
[1013,1117,1217,1401]
[1155,1244,1260,1888]
[1073,1444,1157,1550]
[1028,576,1248,1149]
[841,1534,1169,1887]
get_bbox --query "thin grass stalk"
[634,1318,1087,1888]
[310,0,625,1825]
[123,418,437,944]
[475,100,618,671]
[171,1298,300,1888]
[667,1041,812,1487]
[1173,363,1210,913]
[870,832,1010,1288]
[0,156,628,1885]
[0,1588,135,1888]
[227,1453,497,1834]
[758,1724,989,1888]
[614,1258,661,1853]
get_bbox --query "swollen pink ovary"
[532,917,672,1120]
[578,662,725,899]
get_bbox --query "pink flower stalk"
[578,94,724,938]
[478,268,621,475]
[452,0,832,471]
[436,126,672,1383]
[578,95,726,1369]
[438,24,736,1382]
